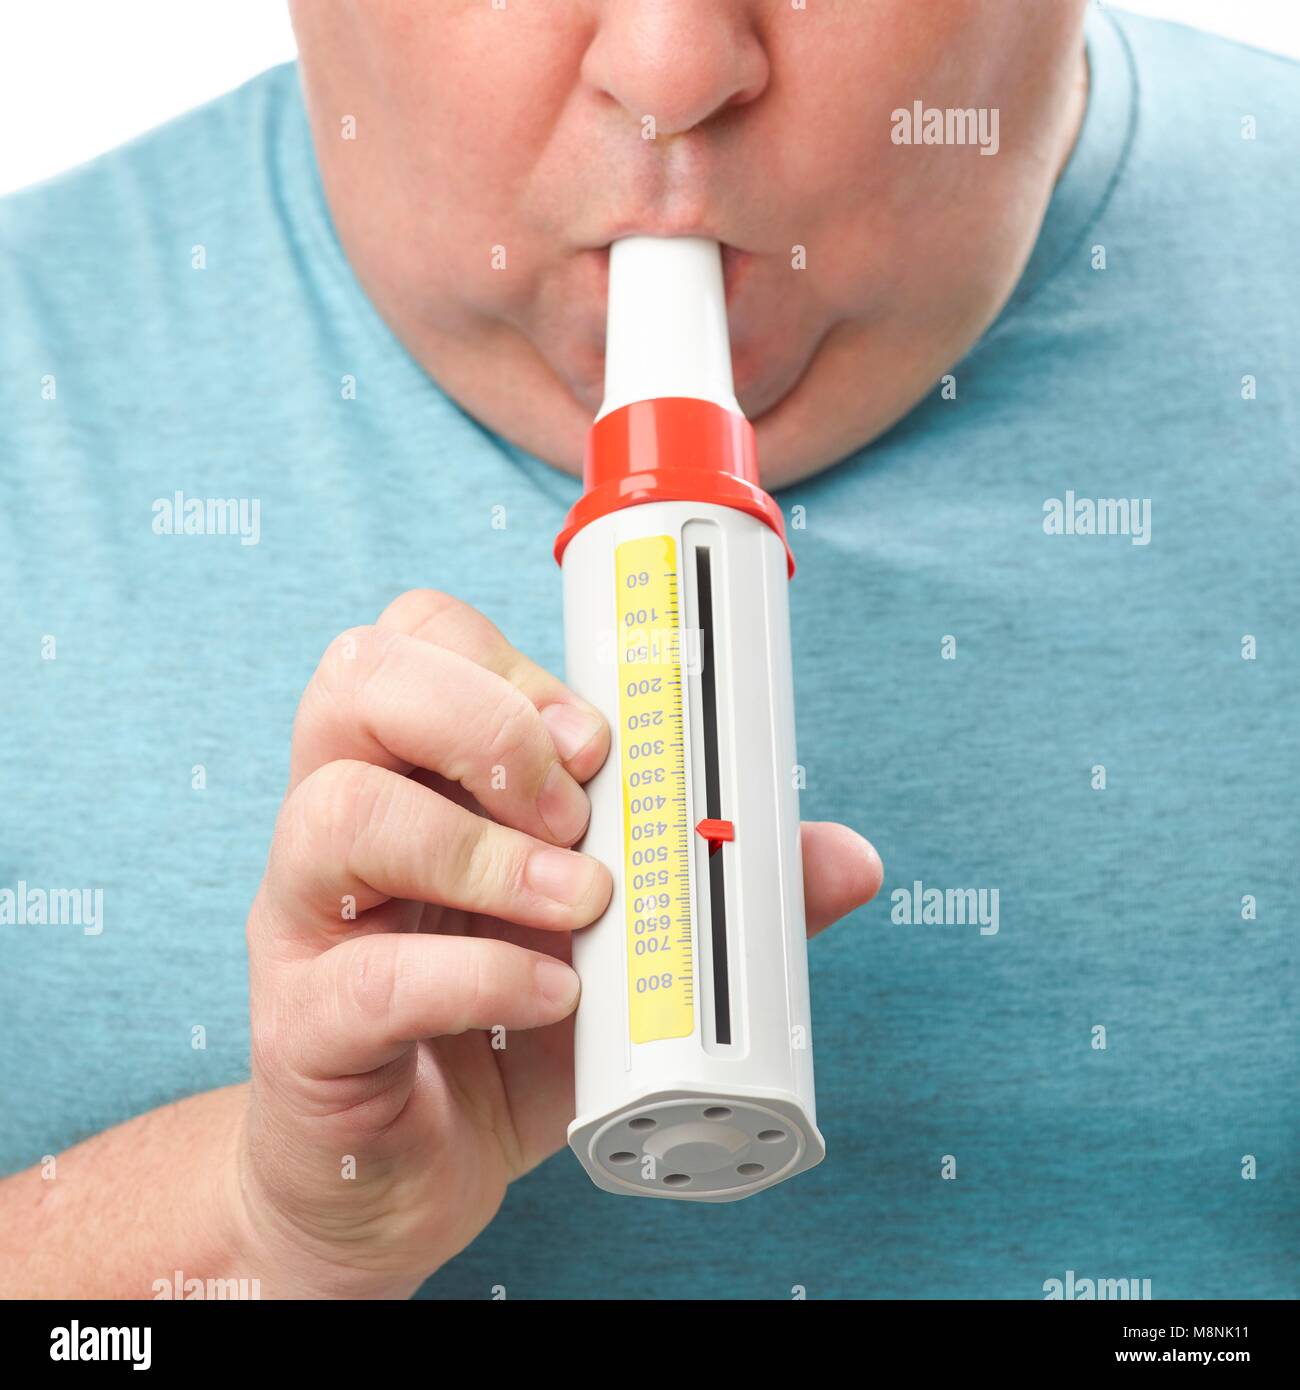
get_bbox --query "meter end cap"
[569,1093,825,1202]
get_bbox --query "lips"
[568,236,767,415]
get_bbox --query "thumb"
[800,820,884,936]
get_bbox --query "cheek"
[406,38,586,307]
[746,79,902,318]
[758,2,1044,290]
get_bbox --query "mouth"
[585,239,755,305]
[567,235,770,416]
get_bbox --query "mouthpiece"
[598,236,743,421]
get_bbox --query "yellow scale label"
[616,535,694,1043]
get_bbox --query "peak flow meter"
[555,236,822,1201]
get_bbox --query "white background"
[0,0,1295,196]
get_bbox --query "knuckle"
[351,629,407,726]
[381,587,511,659]
[452,947,489,1034]
[320,624,379,677]
[455,821,522,908]
[499,649,542,695]
[322,624,404,700]
[289,758,389,866]
[300,626,384,727]
[474,680,542,786]
[337,937,399,1032]
[378,587,461,637]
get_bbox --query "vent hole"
[608,1151,636,1165]
[703,1106,732,1121]
[628,1117,656,1132]
[663,1173,691,1187]
[737,1163,764,1177]
[757,1129,786,1143]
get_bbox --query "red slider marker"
[695,818,735,856]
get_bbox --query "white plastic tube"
[597,237,742,420]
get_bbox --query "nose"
[583,0,770,137]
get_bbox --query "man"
[0,0,1295,1298]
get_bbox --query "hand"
[233,590,883,1298]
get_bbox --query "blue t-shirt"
[1,7,1296,1298]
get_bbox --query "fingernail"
[535,957,580,1009]
[537,761,590,844]
[540,703,603,763]
[526,846,597,906]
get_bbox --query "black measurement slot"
[694,547,732,1046]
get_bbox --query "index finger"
[377,588,609,782]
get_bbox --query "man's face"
[290,0,1087,483]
